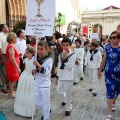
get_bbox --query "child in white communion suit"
[33,41,53,120]
[14,47,36,117]
[85,42,102,97]
[56,38,76,116]
[73,39,84,85]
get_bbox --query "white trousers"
[57,80,73,111]
[88,69,98,93]
[74,64,84,83]
[34,86,50,120]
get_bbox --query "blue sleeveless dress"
[105,45,120,99]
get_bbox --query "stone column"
[0,0,6,24]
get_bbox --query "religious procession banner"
[90,33,99,40]
[25,0,55,36]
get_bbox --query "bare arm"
[8,47,21,74]
[57,39,63,52]
[99,51,106,72]
[57,39,62,48]
[98,51,106,79]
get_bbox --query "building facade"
[0,0,81,33]
[55,0,81,33]
[81,6,120,36]
[0,0,26,30]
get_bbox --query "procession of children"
[0,28,120,120]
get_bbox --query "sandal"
[112,104,116,112]
[106,115,112,120]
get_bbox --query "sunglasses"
[109,36,119,40]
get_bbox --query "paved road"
[0,72,120,120]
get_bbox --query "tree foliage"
[13,20,26,32]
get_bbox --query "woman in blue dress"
[98,31,120,120]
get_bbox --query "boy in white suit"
[56,37,76,116]
[84,42,102,96]
[73,39,84,85]
[33,41,53,120]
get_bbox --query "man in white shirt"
[15,29,26,72]
[0,24,9,93]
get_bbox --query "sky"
[80,0,120,10]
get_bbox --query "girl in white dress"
[14,47,36,117]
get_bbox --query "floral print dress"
[105,45,120,99]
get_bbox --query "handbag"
[0,110,7,120]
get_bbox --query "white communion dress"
[14,58,36,117]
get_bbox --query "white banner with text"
[25,0,55,36]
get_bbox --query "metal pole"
[35,36,39,60]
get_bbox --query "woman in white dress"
[14,47,36,117]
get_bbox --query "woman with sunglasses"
[98,31,120,120]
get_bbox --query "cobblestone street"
[0,73,120,120]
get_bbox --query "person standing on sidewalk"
[6,32,20,98]
[15,29,26,72]
[0,24,9,93]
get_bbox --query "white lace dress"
[14,58,36,117]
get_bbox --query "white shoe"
[106,115,112,120]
